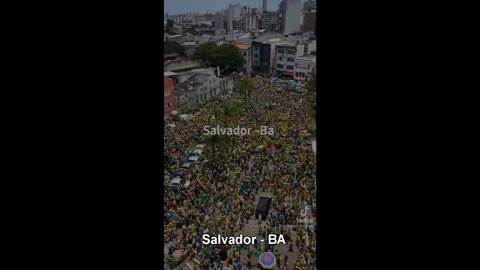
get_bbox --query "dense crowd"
[164,76,316,269]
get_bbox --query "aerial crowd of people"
[164,75,316,270]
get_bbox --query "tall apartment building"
[262,0,268,13]
[302,11,316,32]
[282,0,302,35]
[239,6,258,31]
[304,0,316,11]
[214,12,224,30]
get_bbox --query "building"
[294,55,316,81]
[164,58,203,73]
[304,0,316,11]
[239,6,258,31]
[164,77,176,119]
[236,43,252,74]
[302,11,316,32]
[251,32,287,75]
[175,72,227,113]
[165,34,183,43]
[260,11,279,30]
[275,38,316,78]
[283,0,302,35]
[263,0,268,13]
[226,4,242,33]
[214,12,224,30]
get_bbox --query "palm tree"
[236,76,254,107]
[201,134,229,166]
[221,99,241,127]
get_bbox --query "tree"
[164,40,185,56]
[216,44,243,73]
[201,134,229,166]
[192,42,218,66]
[236,76,254,105]
[165,19,174,34]
[192,43,243,73]
[221,99,241,127]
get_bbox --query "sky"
[164,0,282,15]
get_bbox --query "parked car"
[188,156,200,163]
[169,177,191,188]
[192,149,203,156]
[181,162,192,169]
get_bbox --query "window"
[279,57,283,61]
[287,50,295,54]
[243,60,246,65]
[277,64,284,69]
[278,49,284,53]
[286,65,293,70]
[254,54,259,58]
[243,51,247,56]
[167,103,171,107]
[295,72,299,77]
[287,58,294,62]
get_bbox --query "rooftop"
[253,31,286,43]
[175,73,210,96]
[296,55,317,61]
[164,59,203,72]
[164,53,180,58]
[236,43,251,50]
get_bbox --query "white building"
[274,41,306,78]
[283,0,302,35]
[294,55,316,81]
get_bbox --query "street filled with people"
[164,75,316,270]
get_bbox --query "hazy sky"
[165,0,282,15]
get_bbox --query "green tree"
[192,42,218,66]
[221,99,241,127]
[216,44,243,73]
[201,134,229,166]
[192,43,243,73]
[236,76,254,105]
[164,40,185,56]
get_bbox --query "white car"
[170,177,190,188]
[170,177,182,186]
[181,162,192,169]
[188,156,199,163]
[193,149,203,155]
[195,144,205,149]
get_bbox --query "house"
[294,55,316,81]
[175,72,226,113]
[164,77,177,119]
[164,58,203,73]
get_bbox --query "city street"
[164,76,316,270]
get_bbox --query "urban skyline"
[165,0,282,15]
